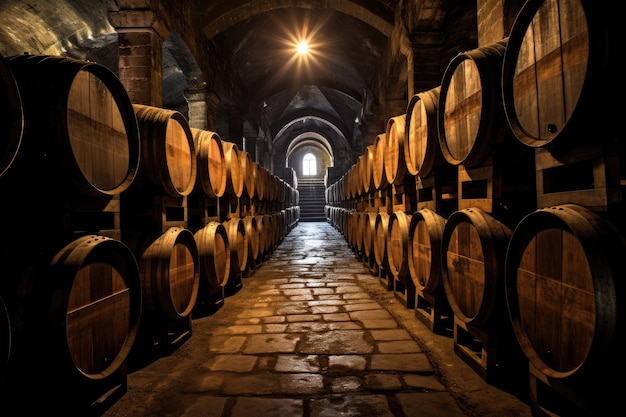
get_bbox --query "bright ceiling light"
[296,41,309,55]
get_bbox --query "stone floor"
[100,221,532,417]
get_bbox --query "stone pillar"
[109,9,168,107]
[184,85,209,130]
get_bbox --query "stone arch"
[286,136,333,178]
[199,0,393,39]
[272,116,354,175]
[162,32,205,116]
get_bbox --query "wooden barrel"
[133,104,197,197]
[243,215,260,264]
[342,167,352,201]
[140,227,199,319]
[223,218,248,274]
[272,212,284,245]
[405,87,442,177]
[327,206,335,227]
[374,211,391,271]
[239,150,257,200]
[342,208,351,238]
[190,128,226,198]
[261,214,275,254]
[336,175,346,203]
[0,53,23,178]
[346,162,359,200]
[386,211,412,282]
[441,207,512,327]
[194,221,230,289]
[254,214,268,255]
[504,204,624,390]
[222,141,244,198]
[384,114,408,185]
[363,211,378,259]
[12,235,141,392]
[5,54,140,197]
[408,209,447,295]
[255,165,268,201]
[278,209,288,240]
[354,156,365,197]
[361,144,375,194]
[354,211,367,254]
[266,170,277,203]
[502,0,616,149]
[275,177,287,205]
[372,133,389,190]
[438,40,508,167]
[346,209,358,247]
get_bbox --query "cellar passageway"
[100,221,531,417]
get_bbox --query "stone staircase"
[297,175,326,222]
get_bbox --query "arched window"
[302,153,317,176]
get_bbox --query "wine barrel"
[355,156,365,197]
[405,87,442,177]
[0,53,23,178]
[261,214,275,254]
[342,167,352,201]
[278,209,288,240]
[504,204,624,391]
[266,172,279,202]
[275,177,287,205]
[441,207,512,327]
[347,162,360,200]
[140,227,199,319]
[346,209,358,248]
[502,0,616,149]
[361,144,376,194]
[372,133,389,190]
[190,128,226,198]
[386,211,413,282]
[362,211,378,259]
[438,40,508,167]
[384,114,408,185]
[239,150,257,200]
[342,208,352,239]
[336,174,346,203]
[275,209,285,245]
[133,104,197,197]
[223,218,248,274]
[408,208,447,295]
[10,235,141,400]
[354,211,367,254]
[194,221,230,289]
[222,141,244,198]
[374,211,391,271]
[5,54,140,197]
[243,215,260,265]
[254,165,265,201]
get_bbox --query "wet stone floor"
[101,221,531,417]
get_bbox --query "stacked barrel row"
[327,1,623,416]
[0,53,298,414]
